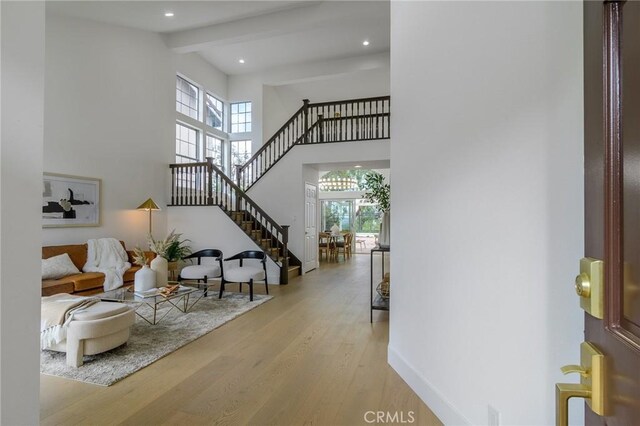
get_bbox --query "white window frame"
[175,73,230,173]
[230,101,252,134]
[230,139,252,168]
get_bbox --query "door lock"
[555,342,605,426]
[576,258,604,318]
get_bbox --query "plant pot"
[134,265,156,293]
[167,261,179,280]
[150,256,169,288]
[378,210,390,248]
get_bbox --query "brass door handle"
[555,342,605,426]
[556,383,592,426]
[560,364,589,377]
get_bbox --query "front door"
[304,182,318,272]
[583,1,640,424]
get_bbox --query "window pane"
[206,134,224,167]
[230,102,252,134]
[231,139,252,166]
[176,76,199,120]
[175,123,199,163]
[205,93,224,130]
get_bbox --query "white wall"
[166,207,280,284]
[0,2,45,423]
[248,140,390,272]
[389,2,584,425]
[42,14,229,250]
[43,13,174,249]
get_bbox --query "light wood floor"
[40,254,442,426]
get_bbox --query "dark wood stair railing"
[237,95,390,191]
[169,158,299,284]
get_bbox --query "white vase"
[378,210,390,248]
[134,265,156,293]
[150,256,168,287]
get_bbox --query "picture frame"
[42,173,101,228]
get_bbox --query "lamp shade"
[136,198,160,211]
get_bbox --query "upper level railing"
[236,95,390,191]
[169,158,289,268]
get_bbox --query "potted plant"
[362,171,390,248]
[148,230,191,286]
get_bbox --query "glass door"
[320,200,354,232]
[320,199,381,254]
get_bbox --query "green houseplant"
[362,172,390,248]
[147,230,191,284]
[147,230,191,262]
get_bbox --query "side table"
[370,245,390,322]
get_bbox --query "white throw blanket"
[83,238,131,291]
[41,294,99,350]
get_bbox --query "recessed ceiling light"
[362,40,370,46]
[164,12,174,17]
[239,59,245,64]
[354,165,362,168]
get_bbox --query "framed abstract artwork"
[42,173,101,228]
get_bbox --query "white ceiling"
[46,1,312,33]
[46,1,390,77]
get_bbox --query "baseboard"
[387,346,472,426]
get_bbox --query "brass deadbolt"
[575,272,591,298]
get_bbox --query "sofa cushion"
[42,253,81,280]
[68,273,105,293]
[42,278,75,296]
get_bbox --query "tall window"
[206,134,224,168]
[231,101,251,133]
[231,140,252,166]
[176,76,199,120]
[206,93,224,131]
[175,123,199,163]
[175,74,230,173]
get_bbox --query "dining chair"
[318,232,336,261]
[335,232,353,260]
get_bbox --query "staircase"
[168,95,390,284]
[229,209,301,281]
[168,159,300,283]
[236,96,390,191]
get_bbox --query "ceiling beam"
[163,1,386,53]
[259,52,390,86]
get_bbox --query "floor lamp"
[137,198,160,235]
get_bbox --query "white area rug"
[40,292,272,386]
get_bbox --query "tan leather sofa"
[42,242,154,296]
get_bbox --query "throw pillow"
[42,253,81,280]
